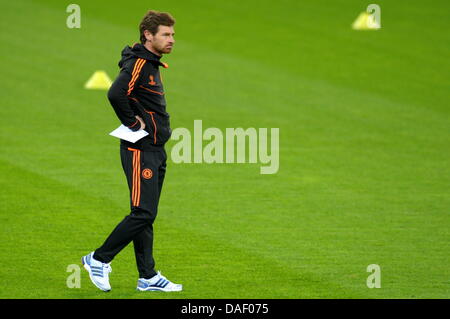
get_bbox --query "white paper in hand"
[109,124,149,143]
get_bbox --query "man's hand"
[135,115,145,130]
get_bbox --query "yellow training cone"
[84,70,112,90]
[352,12,380,30]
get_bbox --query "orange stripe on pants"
[129,148,141,207]
[136,150,141,205]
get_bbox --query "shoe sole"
[81,256,111,292]
[136,285,183,292]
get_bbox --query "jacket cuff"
[127,119,141,132]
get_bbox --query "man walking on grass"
[81,10,181,292]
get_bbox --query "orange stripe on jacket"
[127,58,146,96]
[127,58,145,95]
[129,59,144,87]
[139,85,164,95]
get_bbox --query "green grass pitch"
[0,0,448,298]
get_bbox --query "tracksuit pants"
[93,145,167,279]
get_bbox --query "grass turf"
[0,0,448,298]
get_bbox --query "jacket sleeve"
[107,59,144,131]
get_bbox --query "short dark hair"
[139,10,175,44]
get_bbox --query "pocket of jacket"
[144,111,171,145]
[143,111,158,144]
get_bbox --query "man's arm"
[107,59,146,131]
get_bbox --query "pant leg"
[132,148,167,278]
[133,224,155,279]
[94,209,154,263]
[94,146,161,264]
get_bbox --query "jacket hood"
[118,43,168,68]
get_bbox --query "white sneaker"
[136,271,182,292]
[81,252,112,292]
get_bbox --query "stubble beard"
[157,43,172,55]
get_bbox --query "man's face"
[145,25,175,55]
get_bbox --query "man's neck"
[144,42,162,57]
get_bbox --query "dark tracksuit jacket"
[94,43,172,278]
[107,42,172,150]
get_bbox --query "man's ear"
[144,30,153,42]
